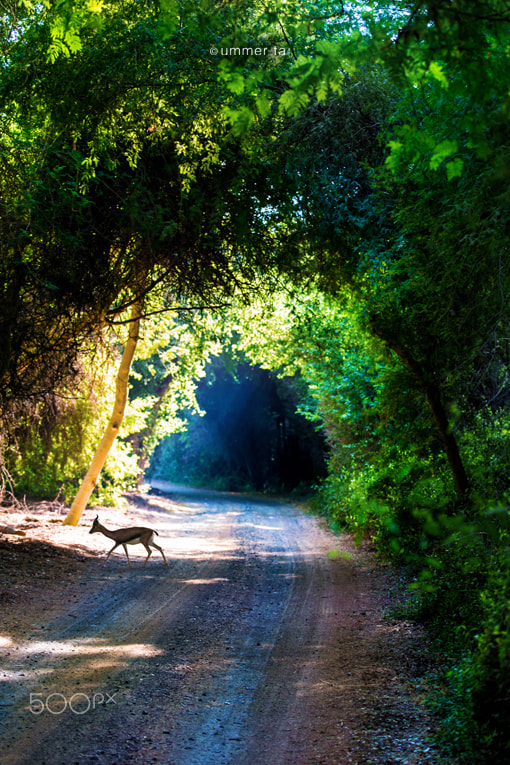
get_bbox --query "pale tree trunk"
[62,298,143,526]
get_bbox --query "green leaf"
[428,61,449,89]
[225,72,245,95]
[86,0,104,12]
[255,91,272,120]
[64,29,82,55]
[278,89,309,117]
[384,140,403,172]
[429,139,458,170]
[446,157,464,180]
[223,106,254,135]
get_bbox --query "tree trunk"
[369,316,470,495]
[424,382,470,495]
[62,298,143,526]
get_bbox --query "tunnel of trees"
[1,1,510,762]
[149,356,328,492]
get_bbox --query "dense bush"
[4,360,140,505]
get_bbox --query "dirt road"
[0,484,440,764]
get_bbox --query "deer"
[89,515,169,568]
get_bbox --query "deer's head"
[89,515,100,534]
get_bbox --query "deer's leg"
[122,543,131,568]
[150,541,169,566]
[103,542,120,566]
[141,544,152,567]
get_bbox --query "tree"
[63,295,143,525]
[269,57,510,496]
[0,0,309,522]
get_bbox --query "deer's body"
[89,516,169,567]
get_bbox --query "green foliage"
[0,0,308,410]
[472,559,510,763]
[126,304,224,476]
[418,545,510,765]
[5,355,139,504]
